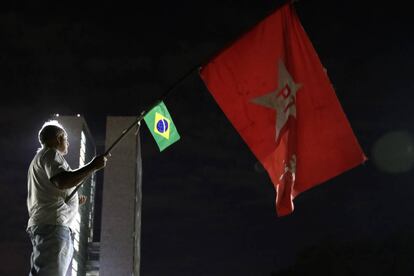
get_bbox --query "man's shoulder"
[38,147,59,160]
[41,147,70,171]
[32,148,60,167]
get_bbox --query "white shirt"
[27,147,78,231]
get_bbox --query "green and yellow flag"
[143,101,180,151]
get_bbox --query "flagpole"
[65,67,197,203]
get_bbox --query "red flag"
[200,3,366,216]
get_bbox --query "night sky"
[1,1,413,275]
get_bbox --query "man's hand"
[91,154,109,171]
[79,195,87,205]
[52,153,110,190]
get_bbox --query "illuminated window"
[71,258,78,276]
[79,131,86,166]
[74,212,81,252]
[71,130,87,276]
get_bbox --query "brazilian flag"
[143,101,180,151]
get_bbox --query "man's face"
[57,132,69,155]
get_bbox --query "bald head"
[38,121,68,154]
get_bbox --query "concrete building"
[55,115,142,276]
[100,116,142,276]
[54,115,98,276]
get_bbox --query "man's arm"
[51,155,107,190]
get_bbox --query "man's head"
[38,120,69,155]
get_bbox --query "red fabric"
[200,3,366,216]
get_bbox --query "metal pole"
[65,67,197,203]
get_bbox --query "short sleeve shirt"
[27,147,79,231]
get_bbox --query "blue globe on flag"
[156,119,169,133]
[144,102,180,151]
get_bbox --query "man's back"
[27,147,78,231]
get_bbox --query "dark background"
[1,1,413,275]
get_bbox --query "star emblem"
[251,60,302,140]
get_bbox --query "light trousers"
[27,224,74,276]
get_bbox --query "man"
[26,120,108,275]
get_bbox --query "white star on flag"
[251,60,302,141]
